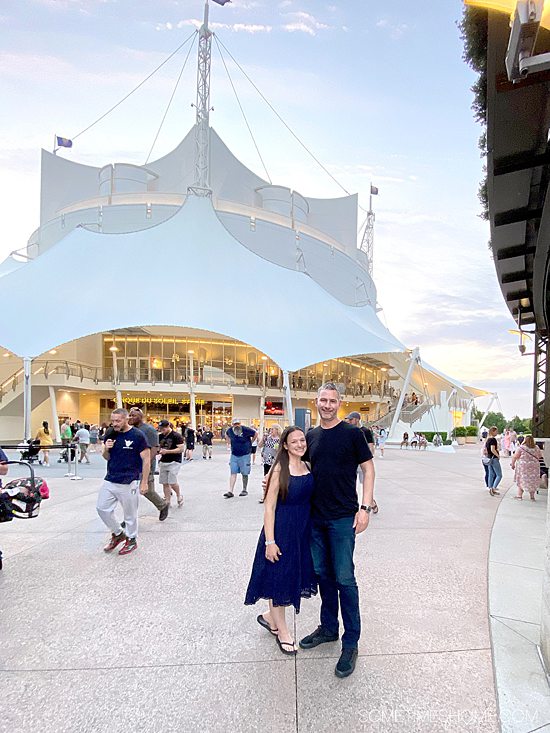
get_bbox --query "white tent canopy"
[0,196,404,368]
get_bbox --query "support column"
[48,386,61,443]
[388,348,419,440]
[23,357,32,440]
[189,350,197,431]
[282,370,293,426]
[110,346,123,408]
[259,358,267,438]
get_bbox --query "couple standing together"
[245,382,375,678]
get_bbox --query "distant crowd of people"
[481,426,547,499]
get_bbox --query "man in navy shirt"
[97,408,150,556]
[224,418,256,498]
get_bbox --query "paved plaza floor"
[0,443,546,732]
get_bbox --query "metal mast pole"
[359,187,375,277]
[193,1,212,193]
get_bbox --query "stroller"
[0,461,50,569]
[19,439,41,464]
[58,445,76,463]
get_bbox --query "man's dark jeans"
[310,516,360,649]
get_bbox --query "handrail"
[0,358,399,403]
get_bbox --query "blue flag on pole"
[212,0,231,5]
[56,136,73,148]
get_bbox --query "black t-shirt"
[306,421,372,520]
[202,431,214,446]
[159,430,184,463]
[185,428,195,446]
[486,437,498,459]
[361,426,374,446]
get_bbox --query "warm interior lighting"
[3,352,9,357]
[49,349,57,355]
[109,346,119,352]
[188,350,194,354]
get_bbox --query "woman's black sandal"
[276,636,297,655]
[257,614,278,636]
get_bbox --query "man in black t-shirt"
[345,411,378,514]
[201,428,214,459]
[158,420,185,507]
[299,383,374,679]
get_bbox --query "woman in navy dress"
[245,426,317,655]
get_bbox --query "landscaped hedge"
[422,432,447,442]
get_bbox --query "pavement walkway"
[0,443,534,732]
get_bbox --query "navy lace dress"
[244,473,317,612]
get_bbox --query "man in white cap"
[224,418,257,498]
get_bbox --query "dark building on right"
[464,2,550,435]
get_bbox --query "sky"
[0,0,533,418]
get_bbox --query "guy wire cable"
[70,30,198,143]
[145,32,198,165]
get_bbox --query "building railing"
[0,359,396,402]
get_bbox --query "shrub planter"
[465,436,477,444]
[456,437,466,445]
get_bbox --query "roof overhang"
[486,10,550,333]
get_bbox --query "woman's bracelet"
[265,540,276,546]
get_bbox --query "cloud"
[157,18,272,33]
[32,0,113,8]
[282,11,330,35]
[376,18,409,40]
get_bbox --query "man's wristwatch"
[360,504,372,513]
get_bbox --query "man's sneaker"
[299,626,339,649]
[239,489,248,497]
[335,648,358,678]
[224,491,234,498]
[118,538,138,555]
[103,531,126,553]
[159,504,169,521]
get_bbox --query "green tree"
[509,415,532,433]
[483,412,506,433]
[472,407,483,422]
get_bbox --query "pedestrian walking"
[184,424,195,461]
[224,418,257,498]
[158,419,185,507]
[97,408,150,556]
[251,433,258,464]
[60,418,72,446]
[345,412,378,514]
[201,427,214,459]
[89,424,99,453]
[511,435,542,501]
[245,427,317,655]
[35,421,53,466]
[128,407,169,521]
[377,427,387,457]
[486,426,502,496]
[299,382,374,678]
[74,424,91,463]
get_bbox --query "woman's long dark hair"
[42,421,49,435]
[264,426,305,503]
